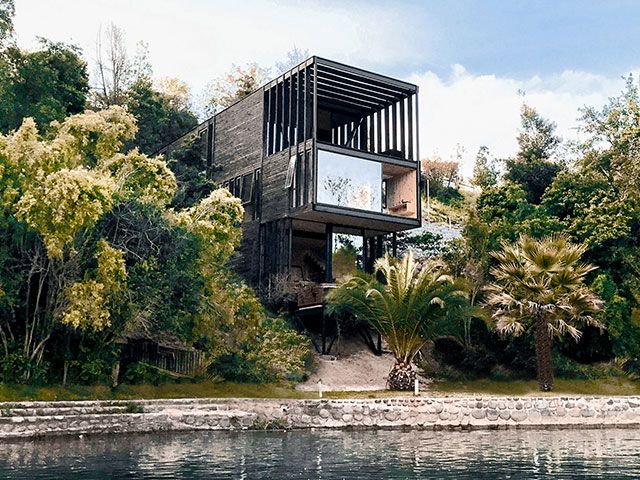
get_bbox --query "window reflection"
[332,233,363,281]
[317,151,381,212]
[316,149,418,219]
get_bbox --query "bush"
[0,352,50,385]
[210,316,312,383]
[121,362,175,385]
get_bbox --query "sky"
[13,0,640,177]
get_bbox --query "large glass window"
[317,149,418,218]
[317,150,382,212]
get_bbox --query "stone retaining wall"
[0,396,639,439]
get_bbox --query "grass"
[429,377,640,397]
[0,378,639,402]
[0,381,314,402]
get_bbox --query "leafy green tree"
[327,252,468,390]
[504,105,562,203]
[0,40,89,133]
[580,76,640,199]
[0,106,174,379]
[0,0,14,46]
[125,77,198,155]
[485,235,602,391]
[166,134,215,209]
[471,145,499,189]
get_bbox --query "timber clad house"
[159,57,421,351]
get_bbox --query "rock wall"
[1,396,639,439]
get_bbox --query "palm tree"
[326,251,468,390]
[485,235,603,391]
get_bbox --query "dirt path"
[296,339,395,392]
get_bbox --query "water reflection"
[1,428,640,479]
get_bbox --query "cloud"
[408,66,637,177]
[13,0,433,93]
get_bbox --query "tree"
[471,145,498,189]
[485,235,603,391]
[327,252,468,390]
[0,0,14,46]
[274,46,309,74]
[504,105,562,203]
[200,63,268,117]
[0,40,89,133]
[580,75,640,200]
[125,77,198,155]
[93,23,132,107]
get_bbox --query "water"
[1,428,640,479]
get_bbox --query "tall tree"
[93,23,132,107]
[200,63,268,117]
[125,76,198,155]
[485,235,602,391]
[580,76,640,200]
[504,105,562,203]
[0,39,89,133]
[471,145,499,189]
[0,0,14,46]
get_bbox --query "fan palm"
[485,235,603,391]
[327,251,468,390]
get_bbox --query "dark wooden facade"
[158,57,421,312]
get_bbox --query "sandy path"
[296,339,396,392]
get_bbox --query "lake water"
[1,428,639,479]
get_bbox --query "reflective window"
[317,150,382,212]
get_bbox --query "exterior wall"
[2,396,640,438]
[212,90,264,284]
[261,149,293,223]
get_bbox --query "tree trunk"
[535,315,554,391]
[387,361,416,391]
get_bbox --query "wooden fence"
[122,341,205,376]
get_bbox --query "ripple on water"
[1,428,640,479]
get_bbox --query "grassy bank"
[0,382,314,402]
[1,377,639,402]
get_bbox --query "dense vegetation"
[409,86,640,389]
[1,2,638,393]
[0,9,310,388]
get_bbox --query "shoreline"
[0,395,639,439]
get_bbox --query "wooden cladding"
[264,65,314,156]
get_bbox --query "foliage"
[61,240,126,330]
[579,75,640,199]
[421,155,459,197]
[166,133,215,209]
[124,77,198,155]
[327,252,469,389]
[485,235,603,390]
[0,40,89,133]
[210,317,311,383]
[471,145,499,189]
[201,63,268,116]
[0,0,14,45]
[16,167,116,258]
[504,105,563,203]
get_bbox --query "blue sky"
[13,0,639,176]
[401,0,640,79]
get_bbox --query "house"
[159,57,421,352]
